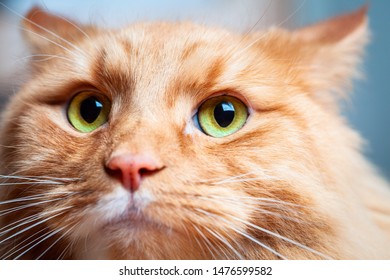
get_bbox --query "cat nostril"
[139,167,151,176]
[105,153,163,193]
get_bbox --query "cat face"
[0,7,376,259]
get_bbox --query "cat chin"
[73,225,178,260]
[70,186,155,238]
[76,234,199,260]
[69,186,177,259]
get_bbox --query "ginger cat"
[0,6,389,259]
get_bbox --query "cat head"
[0,6,370,259]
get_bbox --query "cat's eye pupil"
[196,95,247,138]
[80,97,103,123]
[214,101,235,128]
[67,92,110,133]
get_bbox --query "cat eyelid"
[193,90,252,114]
[68,88,111,103]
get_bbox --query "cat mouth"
[95,187,160,230]
[103,206,164,232]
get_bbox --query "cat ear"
[22,7,86,53]
[293,6,369,106]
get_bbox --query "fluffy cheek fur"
[0,86,336,260]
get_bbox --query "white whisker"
[36,224,76,260]
[14,54,78,65]
[190,227,210,258]
[0,198,70,217]
[0,174,79,184]
[0,194,48,205]
[57,241,72,260]
[192,225,218,259]
[14,226,65,260]
[204,225,244,259]
[18,26,83,59]
[254,208,305,223]
[0,206,70,236]
[0,192,74,206]
[57,227,80,260]
[208,195,308,209]
[276,0,306,27]
[0,3,87,57]
[227,214,332,259]
[198,172,255,184]
[0,182,63,186]
[0,174,79,182]
[0,207,71,245]
[195,208,287,259]
[0,213,41,237]
[1,227,48,259]
[205,196,305,223]
[230,226,288,260]
[243,0,273,35]
[212,177,277,185]
[229,0,306,60]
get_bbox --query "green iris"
[67,91,111,133]
[197,95,248,138]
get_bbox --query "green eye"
[196,95,248,138]
[67,91,111,133]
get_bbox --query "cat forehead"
[85,22,254,101]
[120,22,233,50]
[96,22,235,66]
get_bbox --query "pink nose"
[106,153,163,192]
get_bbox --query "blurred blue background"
[0,0,389,179]
[296,0,390,180]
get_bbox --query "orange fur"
[0,6,389,259]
